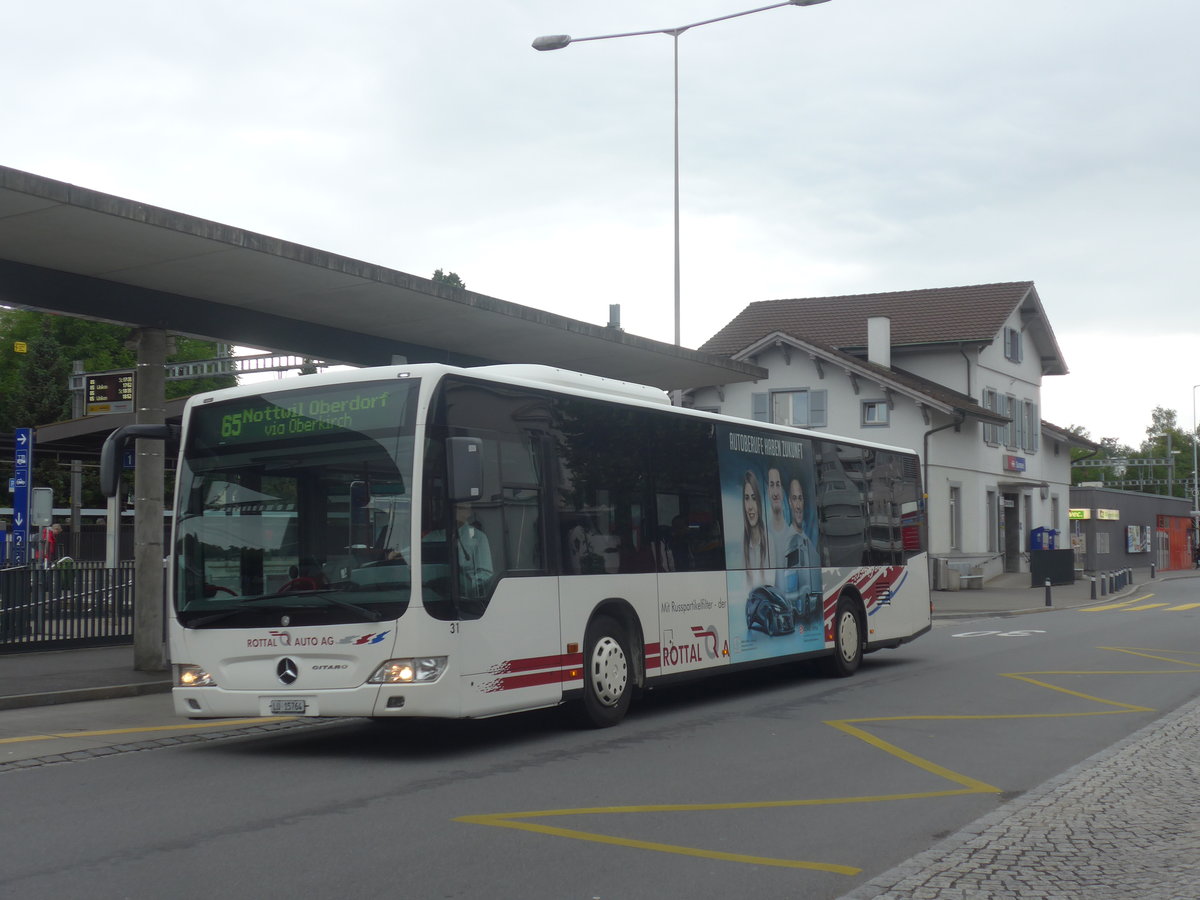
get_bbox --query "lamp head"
[532,34,572,51]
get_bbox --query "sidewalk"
[0,645,170,711]
[931,565,1172,617]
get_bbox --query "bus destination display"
[195,382,413,448]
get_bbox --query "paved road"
[3,568,1199,898]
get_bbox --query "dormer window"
[1004,327,1023,363]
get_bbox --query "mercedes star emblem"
[277,657,299,685]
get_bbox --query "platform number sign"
[12,428,32,565]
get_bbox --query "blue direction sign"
[12,428,32,565]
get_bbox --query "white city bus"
[100,364,931,727]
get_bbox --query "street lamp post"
[1192,385,1200,541]
[534,0,833,349]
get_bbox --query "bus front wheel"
[577,615,631,728]
[822,597,863,678]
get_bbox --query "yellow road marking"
[1168,604,1200,611]
[457,811,863,873]
[0,717,290,746]
[1123,603,1170,611]
[458,646,1200,873]
[1080,594,1154,611]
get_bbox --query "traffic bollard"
[1100,572,1107,596]
[1090,576,1097,600]
[1151,562,1156,579]
[1045,578,1052,607]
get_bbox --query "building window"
[752,389,827,428]
[861,400,889,426]
[982,388,1016,446]
[1004,394,1017,449]
[982,388,998,444]
[1004,327,1023,363]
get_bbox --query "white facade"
[690,309,1078,581]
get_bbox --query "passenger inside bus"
[423,504,494,598]
[454,505,494,597]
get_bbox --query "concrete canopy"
[0,165,764,391]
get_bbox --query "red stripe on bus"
[490,652,582,676]
[496,670,569,691]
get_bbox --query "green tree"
[431,268,466,290]
[9,318,72,428]
[1068,408,1198,497]
[0,309,237,509]
[1140,407,1194,498]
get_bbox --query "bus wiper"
[187,604,290,628]
[240,589,382,622]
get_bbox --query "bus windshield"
[173,378,419,628]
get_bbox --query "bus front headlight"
[176,664,217,687]
[368,657,448,684]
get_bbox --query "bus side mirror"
[99,424,180,497]
[448,436,484,502]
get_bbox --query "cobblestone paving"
[841,696,1200,899]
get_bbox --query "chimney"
[867,316,891,369]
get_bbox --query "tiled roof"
[1041,420,1100,451]
[730,330,1009,424]
[699,281,1036,357]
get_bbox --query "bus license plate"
[267,698,308,715]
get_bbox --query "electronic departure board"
[85,370,136,415]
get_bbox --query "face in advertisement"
[788,478,807,532]
[743,472,762,532]
[767,467,785,520]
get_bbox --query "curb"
[932,580,1152,620]
[0,680,171,712]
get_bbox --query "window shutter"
[1028,403,1040,452]
[982,389,996,443]
[809,390,827,428]
[1005,327,1023,363]
[751,392,768,422]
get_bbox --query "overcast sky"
[7,0,1198,448]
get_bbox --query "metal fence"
[0,562,135,653]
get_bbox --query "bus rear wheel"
[822,597,863,678]
[577,615,631,728]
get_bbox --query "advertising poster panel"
[716,423,825,663]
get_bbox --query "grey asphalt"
[2,568,1197,898]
